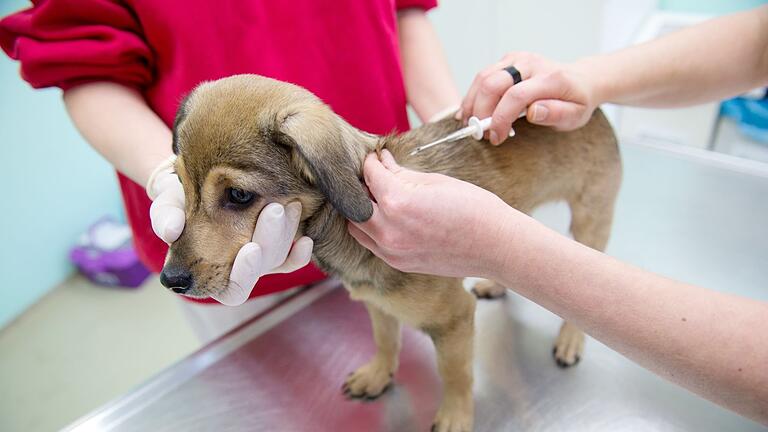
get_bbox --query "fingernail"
[454,109,463,120]
[489,130,500,145]
[270,204,284,217]
[532,104,549,122]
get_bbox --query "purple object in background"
[69,217,151,288]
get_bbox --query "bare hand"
[459,52,598,144]
[348,150,516,278]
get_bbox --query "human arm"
[460,5,768,142]
[63,82,171,187]
[581,4,768,109]
[349,150,768,424]
[397,8,461,122]
[489,210,768,425]
[3,1,311,304]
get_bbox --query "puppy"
[161,74,621,432]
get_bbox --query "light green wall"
[0,0,124,328]
[660,0,766,13]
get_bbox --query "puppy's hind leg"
[343,302,401,400]
[554,185,617,368]
[426,283,476,432]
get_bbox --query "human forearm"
[489,212,768,424]
[397,9,461,122]
[576,6,768,108]
[63,82,173,187]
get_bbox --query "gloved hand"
[214,202,313,305]
[146,156,314,306]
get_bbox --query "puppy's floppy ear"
[276,109,373,223]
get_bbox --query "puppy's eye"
[226,187,255,208]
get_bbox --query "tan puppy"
[161,74,621,432]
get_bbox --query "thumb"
[379,149,426,183]
[378,149,404,173]
[213,242,263,306]
[528,100,592,131]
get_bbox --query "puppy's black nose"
[159,266,193,294]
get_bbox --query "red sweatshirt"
[0,0,435,303]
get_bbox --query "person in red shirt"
[0,0,460,341]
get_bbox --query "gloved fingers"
[210,201,306,305]
[149,198,185,243]
[152,180,185,209]
[148,172,186,243]
[152,174,181,198]
[252,202,302,272]
[271,236,314,274]
[212,242,263,306]
[146,156,178,200]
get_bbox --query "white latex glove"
[146,157,314,306]
[147,156,186,243]
[211,202,314,306]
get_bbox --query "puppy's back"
[386,110,621,212]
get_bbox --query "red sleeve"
[396,0,437,11]
[0,0,153,90]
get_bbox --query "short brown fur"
[166,75,621,432]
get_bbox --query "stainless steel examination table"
[65,142,768,432]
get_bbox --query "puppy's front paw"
[470,279,506,300]
[342,360,394,400]
[431,405,473,432]
[553,322,584,368]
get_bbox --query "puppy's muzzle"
[159,265,194,294]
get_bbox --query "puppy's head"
[159,74,373,300]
